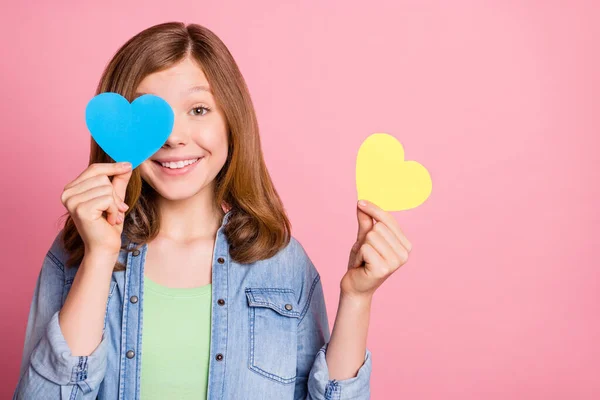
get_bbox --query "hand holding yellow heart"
[356,133,432,211]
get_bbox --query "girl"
[13,22,411,400]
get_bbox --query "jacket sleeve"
[13,243,109,400]
[293,242,372,400]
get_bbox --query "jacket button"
[126,350,135,359]
[132,250,141,257]
[217,257,225,264]
[130,295,138,304]
[217,299,225,306]
[215,353,224,361]
[285,304,293,311]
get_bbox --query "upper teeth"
[160,158,199,169]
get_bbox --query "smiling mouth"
[152,157,204,175]
[153,157,203,169]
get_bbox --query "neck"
[155,185,224,243]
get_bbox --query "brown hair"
[59,22,291,271]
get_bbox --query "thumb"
[356,201,374,244]
[112,169,133,204]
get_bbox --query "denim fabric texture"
[13,210,372,399]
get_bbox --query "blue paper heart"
[85,92,174,169]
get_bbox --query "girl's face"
[136,56,229,202]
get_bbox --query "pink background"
[2,1,599,398]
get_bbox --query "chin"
[140,177,201,200]
[155,186,203,201]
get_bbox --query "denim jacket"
[13,210,372,399]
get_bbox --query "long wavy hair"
[59,22,291,271]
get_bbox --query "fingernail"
[358,200,367,207]
[120,162,132,169]
[121,202,129,210]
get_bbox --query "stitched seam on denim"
[324,381,333,399]
[250,288,295,293]
[249,363,297,384]
[73,356,81,383]
[69,384,79,400]
[102,282,116,335]
[69,355,87,398]
[246,288,300,317]
[47,250,65,272]
[247,293,297,384]
[134,243,146,400]
[249,300,299,317]
[324,380,341,400]
[219,250,230,400]
[248,302,255,375]
[297,274,321,325]
[76,356,84,382]
[118,244,134,399]
[82,356,88,381]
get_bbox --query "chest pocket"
[245,288,300,384]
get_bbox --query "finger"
[64,185,114,213]
[67,187,120,225]
[112,185,129,213]
[351,242,385,274]
[78,195,120,225]
[356,202,374,244]
[62,175,112,204]
[372,221,409,262]
[111,169,132,208]
[113,191,128,212]
[358,199,412,251]
[110,210,125,225]
[104,199,120,225]
[364,228,398,267]
[65,162,132,190]
[350,241,367,269]
[62,174,128,214]
[362,243,390,280]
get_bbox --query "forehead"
[136,57,211,95]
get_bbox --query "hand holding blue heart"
[85,92,174,169]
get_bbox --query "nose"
[161,117,190,149]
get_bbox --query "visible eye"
[189,105,211,117]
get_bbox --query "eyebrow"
[133,85,212,99]
[184,85,212,95]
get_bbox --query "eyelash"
[190,105,211,116]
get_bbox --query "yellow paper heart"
[356,133,432,211]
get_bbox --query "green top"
[140,274,212,399]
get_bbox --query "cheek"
[212,140,229,165]
[138,162,153,181]
[197,129,228,158]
